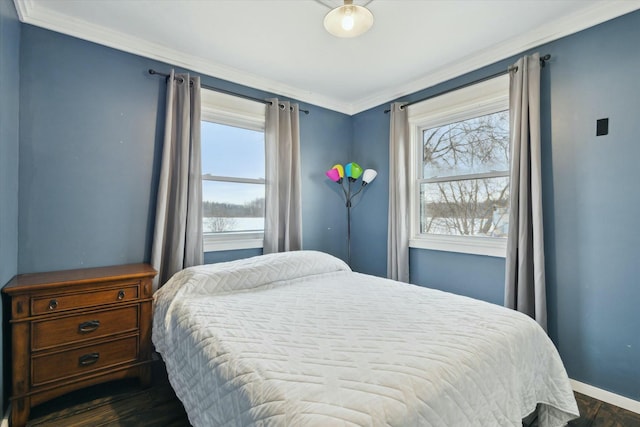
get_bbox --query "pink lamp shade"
[326,168,342,182]
[362,169,377,185]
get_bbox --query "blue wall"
[0,0,20,410]
[352,11,640,401]
[17,25,352,273]
[350,108,388,276]
[300,106,352,260]
[542,11,640,401]
[0,0,20,284]
[18,26,163,273]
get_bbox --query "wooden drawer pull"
[117,290,125,300]
[79,352,100,366]
[78,320,101,333]
[48,299,58,310]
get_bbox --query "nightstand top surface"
[3,263,157,294]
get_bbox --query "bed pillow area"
[154,250,350,302]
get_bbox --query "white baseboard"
[1,403,9,427]
[571,379,640,414]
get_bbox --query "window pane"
[422,110,509,178]
[420,177,509,237]
[201,121,265,179]
[202,181,264,233]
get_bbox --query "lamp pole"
[343,177,365,267]
[325,163,377,268]
[346,179,352,266]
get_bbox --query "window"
[201,89,266,251]
[408,75,509,257]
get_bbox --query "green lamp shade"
[345,162,363,180]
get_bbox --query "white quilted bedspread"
[153,251,578,427]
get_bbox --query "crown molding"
[13,0,353,114]
[12,0,31,21]
[350,0,640,114]
[13,0,640,116]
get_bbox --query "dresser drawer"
[32,335,139,386]
[31,284,139,315]
[31,306,139,351]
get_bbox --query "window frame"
[200,89,266,252]
[407,75,510,258]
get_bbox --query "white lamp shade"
[362,169,377,184]
[324,3,374,38]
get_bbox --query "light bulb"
[341,8,354,31]
[324,2,374,38]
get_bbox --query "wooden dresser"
[2,263,157,427]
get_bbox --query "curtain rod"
[148,69,310,115]
[383,54,550,114]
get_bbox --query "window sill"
[203,233,263,252]
[409,235,506,258]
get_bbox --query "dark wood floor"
[27,377,189,427]
[524,391,640,427]
[25,369,640,426]
[27,360,189,426]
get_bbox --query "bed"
[152,250,579,426]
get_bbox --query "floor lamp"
[326,162,377,266]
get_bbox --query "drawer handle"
[48,299,58,310]
[117,290,125,300]
[79,352,100,366]
[78,320,100,333]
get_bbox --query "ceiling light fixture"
[323,0,374,38]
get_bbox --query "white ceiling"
[14,0,640,115]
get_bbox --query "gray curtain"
[151,71,203,290]
[387,102,410,282]
[263,98,302,253]
[504,53,547,331]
